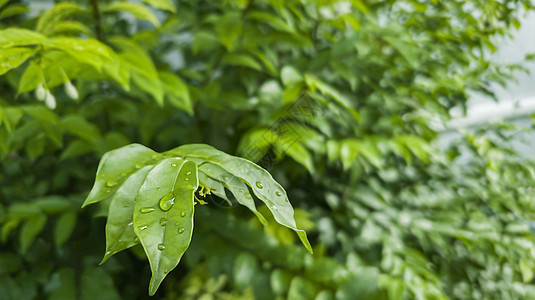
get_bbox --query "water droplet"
[105,251,111,256]
[135,163,142,169]
[222,175,229,181]
[138,225,148,230]
[180,210,187,217]
[157,243,166,250]
[106,179,118,187]
[120,172,127,177]
[256,181,263,189]
[140,207,155,213]
[177,227,185,234]
[245,193,252,199]
[185,177,189,181]
[159,192,175,211]
[134,237,139,243]
[285,198,289,202]
[128,222,133,226]
[152,154,159,159]
[159,218,168,226]
[186,171,192,175]
[106,188,111,193]
[171,163,177,167]
[164,270,170,274]
[186,184,193,189]
[275,191,282,197]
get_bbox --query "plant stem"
[90,0,104,42]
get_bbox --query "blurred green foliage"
[1,0,535,299]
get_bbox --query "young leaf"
[141,0,176,13]
[168,144,313,253]
[35,2,87,34]
[20,214,47,253]
[82,144,160,208]
[0,28,46,48]
[0,47,37,75]
[198,171,232,206]
[199,163,268,226]
[102,2,160,27]
[159,71,192,114]
[54,210,77,247]
[101,165,153,264]
[133,158,198,296]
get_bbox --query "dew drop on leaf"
[159,192,175,211]
[171,163,177,167]
[135,163,142,169]
[245,193,252,199]
[180,210,187,217]
[134,236,139,243]
[275,191,282,197]
[222,175,229,181]
[157,243,166,250]
[256,181,263,189]
[138,225,148,230]
[185,177,190,181]
[186,184,193,189]
[159,218,168,226]
[106,179,118,187]
[186,171,192,175]
[177,227,185,234]
[140,207,155,214]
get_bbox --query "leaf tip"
[99,251,113,265]
[297,230,313,254]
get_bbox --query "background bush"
[1,0,535,299]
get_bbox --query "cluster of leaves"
[1,0,535,299]
[81,143,311,295]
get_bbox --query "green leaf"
[34,196,72,214]
[61,115,101,143]
[233,252,258,291]
[168,144,313,254]
[54,211,77,247]
[18,60,43,95]
[222,53,262,71]
[281,65,303,86]
[288,277,316,300]
[159,71,192,114]
[247,11,295,34]
[48,268,77,300]
[0,28,46,48]
[0,47,37,75]
[80,268,120,300]
[119,52,164,105]
[198,171,232,206]
[102,2,160,27]
[133,158,198,296]
[35,2,87,34]
[20,214,47,254]
[0,4,29,20]
[215,12,242,51]
[199,163,268,226]
[304,75,360,121]
[141,0,176,13]
[82,144,160,208]
[47,21,91,36]
[101,165,153,264]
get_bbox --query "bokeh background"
[2,0,535,299]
